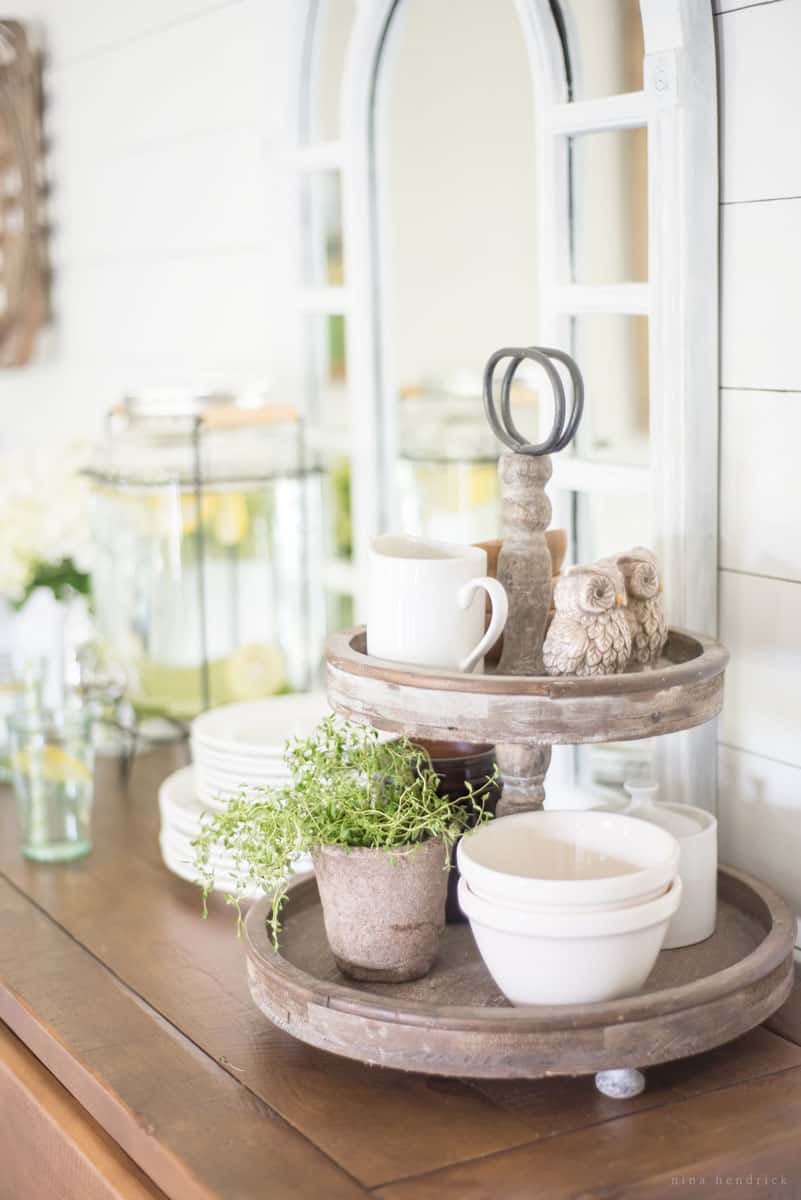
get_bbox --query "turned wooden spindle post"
[496,451,553,676]
[495,744,551,816]
[480,344,584,812]
[493,453,556,813]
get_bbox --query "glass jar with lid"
[396,371,538,544]
[87,392,323,726]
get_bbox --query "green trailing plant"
[193,715,495,944]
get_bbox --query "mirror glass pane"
[572,314,649,466]
[572,128,647,285]
[375,0,537,539]
[578,739,655,799]
[302,171,343,286]
[304,312,351,566]
[575,490,652,563]
[562,0,644,101]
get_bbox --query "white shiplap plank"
[55,251,276,371]
[717,0,801,202]
[11,0,245,66]
[49,1,279,154]
[51,129,272,262]
[714,0,786,13]
[0,0,295,450]
[720,388,801,582]
[719,743,801,942]
[720,198,801,391]
[0,364,146,446]
[719,570,801,768]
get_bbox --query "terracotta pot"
[312,839,448,982]
[413,740,503,924]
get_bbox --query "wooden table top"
[2,748,801,1200]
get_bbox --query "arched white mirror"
[293,0,718,808]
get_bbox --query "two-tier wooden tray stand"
[245,385,794,1094]
[245,364,796,1099]
[237,621,791,1099]
[244,625,794,1097]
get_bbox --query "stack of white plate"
[158,692,330,894]
[191,692,331,809]
[158,764,264,895]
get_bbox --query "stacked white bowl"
[457,810,682,1006]
[158,692,330,894]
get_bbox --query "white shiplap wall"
[0,0,299,446]
[717,0,801,933]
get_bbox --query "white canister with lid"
[619,781,717,950]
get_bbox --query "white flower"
[0,442,94,601]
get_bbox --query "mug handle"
[456,577,509,673]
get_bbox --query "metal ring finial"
[483,345,584,456]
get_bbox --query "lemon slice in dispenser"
[180,494,219,536]
[213,494,250,547]
[469,462,499,508]
[225,642,286,701]
[12,747,93,785]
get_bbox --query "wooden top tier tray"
[325,626,729,747]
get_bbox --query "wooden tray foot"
[594,1068,645,1099]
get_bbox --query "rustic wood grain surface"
[1,749,800,1198]
[0,1022,166,1200]
[325,626,729,746]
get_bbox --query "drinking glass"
[8,710,94,862]
[0,657,46,784]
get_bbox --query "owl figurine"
[543,564,631,677]
[612,547,668,668]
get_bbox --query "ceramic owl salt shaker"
[612,546,668,668]
[543,564,631,677]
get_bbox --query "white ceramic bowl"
[458,874,682,1006]
[457,810,680,910]
[463,879,670,916]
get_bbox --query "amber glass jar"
[415,740,503,923]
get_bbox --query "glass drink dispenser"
[396,374,538,545]
[88,394,323,724]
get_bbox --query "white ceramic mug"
[367,535,508,673]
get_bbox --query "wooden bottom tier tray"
[245,866,794,1095]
